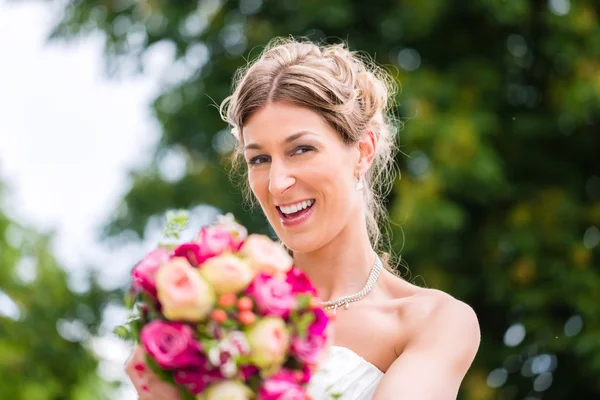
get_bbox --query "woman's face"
[242,101,364,253]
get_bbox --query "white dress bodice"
[307,346,384,400]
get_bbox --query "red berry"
[219,293,237,307]
[237,296,253,311]
[211,309,228,323]
[238,310,256,325]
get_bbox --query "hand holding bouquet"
[118,212,332,400]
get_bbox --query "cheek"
[247,170,266,198]
[309,164,353,199]
[247,170,273,214]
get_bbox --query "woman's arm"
[125,344,182,400]
[373,299,480,400]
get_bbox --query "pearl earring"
[355,174,364,191]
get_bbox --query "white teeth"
[279,199,314,215]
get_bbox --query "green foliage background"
[4,0,600,398]
[0,183,122,399]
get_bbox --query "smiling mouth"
[276,199,315,219]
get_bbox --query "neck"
[292,218,376,302]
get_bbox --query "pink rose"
[131,248,171,298]
[246,317,290,369]
[285,267,317,295]
[291,308,331,365]
[174,366,223,395]
[156,257,215,322]
[239,364,259,380]
[291,333,329,366]
[247,274,296,318]
[308,308,329,337]
[200,254,255,294]
[173,242,203,267]
[140,320,204,370]
[240,235,293,275]
[258,370,306,400]
[174,368,206,396]
[215,213,248,249]
[195,225,238,263]
[299,364,312,384]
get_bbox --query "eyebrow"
[244,131,318,151]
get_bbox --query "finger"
[125,346,152,394]
[138,389,151,400]
[146,376,182,400]
[129,370,150,396]
[125,346,182,400]
[125,345,141,370]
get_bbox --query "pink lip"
[276,201,316,227]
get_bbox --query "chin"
[283,241,317,254]
[278,230,327,254]
[265,206,338,254]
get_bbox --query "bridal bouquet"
[116,212,331,400]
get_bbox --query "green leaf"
[113,325,132,341]
[124,291,138,310]
[178,386,197,400]
[295,311,316,339]
[144,354,176,384]
[283,357,302,370]
[129,318,143,342]
[297,295,312,310]
[222,318,237,330]
[163,209,191,239]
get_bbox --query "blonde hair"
[220,37,399,268]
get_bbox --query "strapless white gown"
[307,346,384,400]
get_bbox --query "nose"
[268,160,295,196]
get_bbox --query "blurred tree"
[27,0,600,398]
[0,184,120,400]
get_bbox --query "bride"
[126,38,480,399]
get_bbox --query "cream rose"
[156,257,215,322]
[246,317,290,370]
[200,254,255,295]
[240,235,293,275]
[204,380,253,400]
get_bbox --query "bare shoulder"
[427,290,479,344]
[413,288,479,331]
[411,288,480,368]
[385,273,479,331]
[384,276,481,369]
